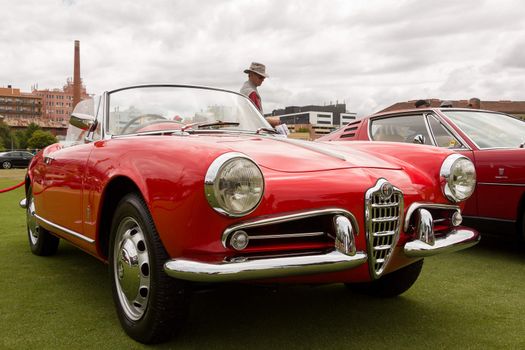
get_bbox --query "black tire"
[519,209,525,243]
[345,259,424,297]
[109,193,188,344]
[26,185,59,256]
[2,161,12,169]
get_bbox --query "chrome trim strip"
[477,182,525,187]
[404,228,480,257]
[163,250,367,282]
[249,232,325,240]
[35,214,95,244]
[404,202,460,232]
[222,208,359,248]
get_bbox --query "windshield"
[107,86,271,136]
[443,111,525,149]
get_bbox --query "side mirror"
[70,113,95,131]
[413,134,425,144]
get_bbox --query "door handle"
[44,155,55,165]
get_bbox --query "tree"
[0,120,14,151]
[25,123,42,139]
[13,123,43,149]
[14,130,27,149]
[27,130,57,149]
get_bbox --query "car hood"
[197,134,402,172]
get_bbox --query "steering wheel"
[120,115,167,134]
[133,119,184,133]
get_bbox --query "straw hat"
[244,62,269,78]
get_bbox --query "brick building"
[1,40,90,138]
[380,98,525,120]
[0,86,42,120]
[32,79,89,126]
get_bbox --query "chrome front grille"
[365,179,404,279]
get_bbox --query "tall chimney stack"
[73,40,81,108]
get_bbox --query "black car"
[0,151,34,169]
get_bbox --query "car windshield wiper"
[181,120,240,131]
[255,127,278,135]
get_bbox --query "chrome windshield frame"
[103,84,270,139]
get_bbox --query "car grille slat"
[365,180,404,279]
[249,231,325,240]
[373,230,396,237]
[372,217,399,223]
[371,202,399,208]
[373,245,393,251]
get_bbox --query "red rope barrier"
[0,180,25,193]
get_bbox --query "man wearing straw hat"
[240,62,268,112]
[240,62,280,127]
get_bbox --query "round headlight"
[205,152,264,217]
[440,154,476,202]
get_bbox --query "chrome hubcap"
[113,217,150,321]
[27,195,39,245]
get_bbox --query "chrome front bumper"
[403,205,480,257]
[164,205,480,282]
[164,250,367,282]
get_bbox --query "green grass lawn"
[1,169,524,349]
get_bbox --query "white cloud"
[1,0,524,117]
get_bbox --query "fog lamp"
[451,210,463,227]
[230,230,249,251]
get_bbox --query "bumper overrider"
[403,203,480,257]
[163,204,480,282]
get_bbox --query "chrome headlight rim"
[204,152,265,217]
[440,154,476,203]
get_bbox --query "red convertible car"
[20,85,479,343]
[319,108,525,240]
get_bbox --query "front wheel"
[345,259,424,297]
[2,161,12,169]
[26,185,59,256]
[109,193,188,344]
[518,209,525,243]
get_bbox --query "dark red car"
[319,108,525,240]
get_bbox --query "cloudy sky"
[1,0,524,116]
